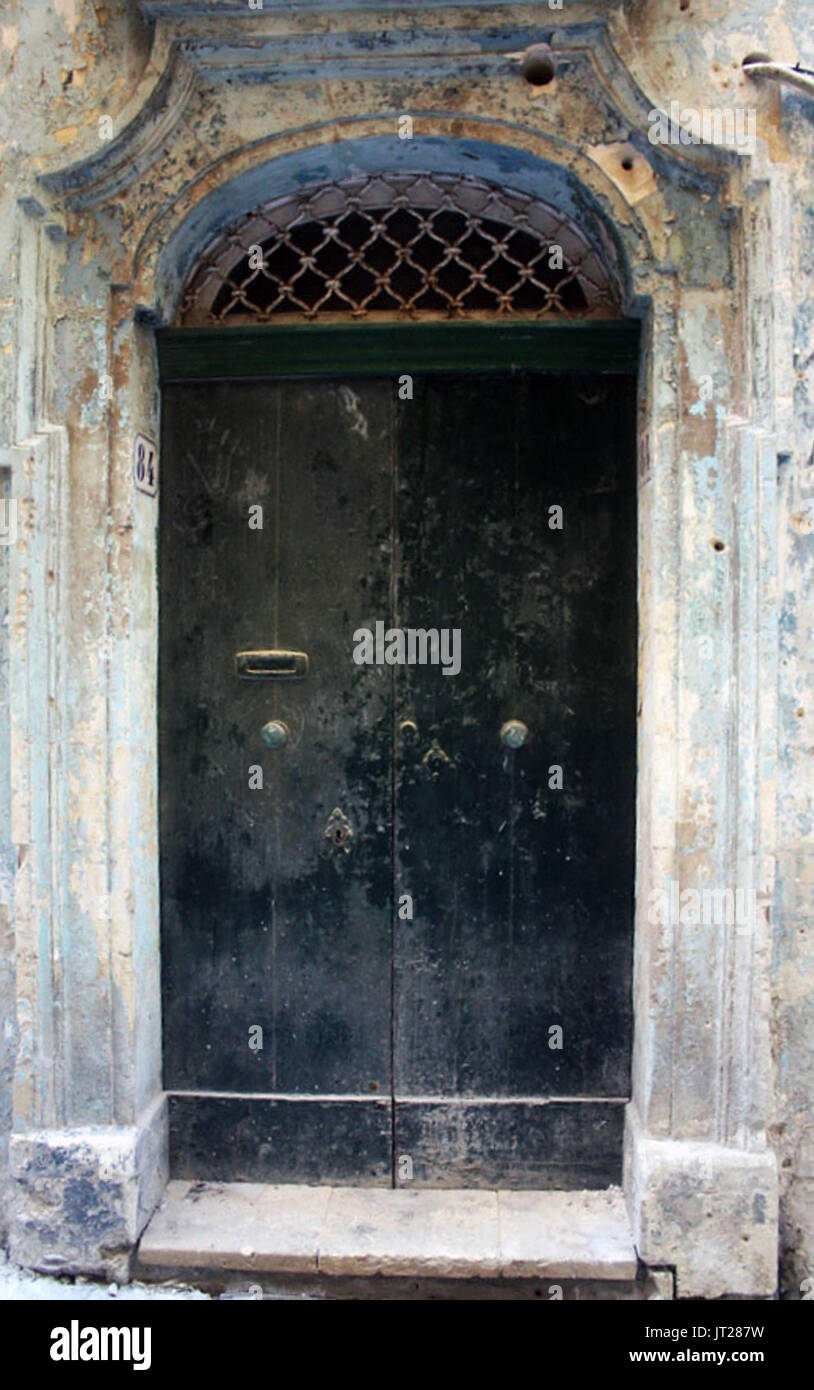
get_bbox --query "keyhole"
[324,807,354,851]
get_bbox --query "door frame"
[156,321,641,382]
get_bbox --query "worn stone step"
[137,1181,637,1281]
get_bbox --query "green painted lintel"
[157,320,640,381]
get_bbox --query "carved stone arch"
[146,131,652,327]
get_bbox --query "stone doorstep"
[137,1182,637,1281]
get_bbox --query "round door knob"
[500,719,529,749]
[261,719,289,749]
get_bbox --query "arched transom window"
[176,172,622,325]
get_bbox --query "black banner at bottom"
[0,1289,805,1378]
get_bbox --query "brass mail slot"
[235,649,309,680]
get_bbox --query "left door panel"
[160,380,393,1182]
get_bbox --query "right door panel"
[393,373,637,1187]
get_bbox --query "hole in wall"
[521,45,556,87]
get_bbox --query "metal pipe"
[743,57,814,100]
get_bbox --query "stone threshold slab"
[138,1182,637,1280]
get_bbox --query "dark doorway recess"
[158,324,638,1189]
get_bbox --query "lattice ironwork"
[176,173,622,324]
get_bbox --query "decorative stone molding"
[9,426,69,1131]
[39,4,735,212]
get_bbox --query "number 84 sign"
[133,433,158,497]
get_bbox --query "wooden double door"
[159,353,636,1188]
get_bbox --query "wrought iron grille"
[176,173,622,324]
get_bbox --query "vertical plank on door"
[160,379,394,1182]
[393,373,636,1187]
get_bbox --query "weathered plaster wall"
[0,0,152,1246]
[616,0,814,1300]
[0,0,810,1294]
[773,55,814,1302]
[613,0,814,1302]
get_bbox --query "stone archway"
[155,146,640,1194]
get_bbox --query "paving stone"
[497,1187,637,1278]
[318,1187,501,1278]
[138,1181,637,1282]
[138,1180,331,1274]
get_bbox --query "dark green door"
[392,375,636,1186]
[160,352,636,1188]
